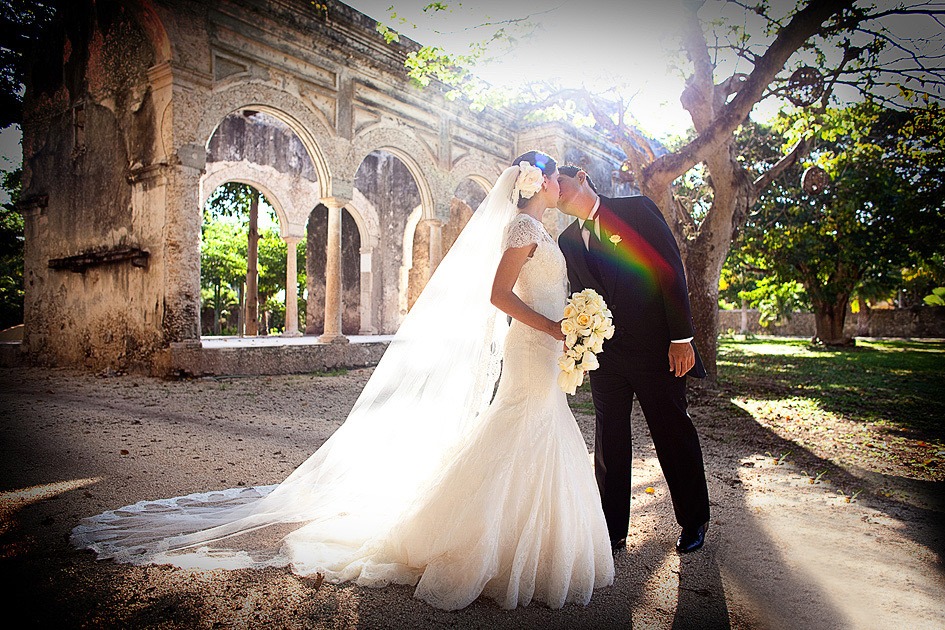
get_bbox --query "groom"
[556,166,710,554]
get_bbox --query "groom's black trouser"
[589,360,710,542]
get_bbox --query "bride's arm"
[490,245,565,341]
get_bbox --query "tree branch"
[750,137,811,203]
[679,0,717,132]
[647,0,856,188]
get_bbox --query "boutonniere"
[608,233,622,250]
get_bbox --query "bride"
[72,151,615,611]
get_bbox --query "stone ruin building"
[17,0,630,376]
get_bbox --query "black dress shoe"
[675,522,708,554]
[611,538,626,553]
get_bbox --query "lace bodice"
[503,213,567,347]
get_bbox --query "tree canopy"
[735,101,945,343]
[378,0,945,373]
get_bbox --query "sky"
[349,0,944,136]
[3,0,940,203]
[2,0,701,205]
[350,0,702,137]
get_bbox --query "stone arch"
[351,126,438,222]
[198,162,292,235]
[128,0,173,64]
[346,192,381,334]
[191,83,334,196]
[346,190,380,251]
[448,155,504,198]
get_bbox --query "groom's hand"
[668,342,695,377]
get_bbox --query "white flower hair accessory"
[513,161,544,201]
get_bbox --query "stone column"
[359,247,375,334]
[319,199,349,344]
[428,219,443,278]
[283,235,302,337]
[163,155,204,345]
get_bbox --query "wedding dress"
[72,168,615,610]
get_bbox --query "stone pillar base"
[281,330,303,338]
[318,333,350,344]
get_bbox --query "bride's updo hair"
[511,150,557,208]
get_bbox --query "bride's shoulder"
[504,213,546,249]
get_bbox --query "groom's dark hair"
[559,165,598,193]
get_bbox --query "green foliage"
[0,0,57,129]
[743,278,808,328]
[374,4,538,111]
[204,182,275,229]
[737,102,945,326]
[200,219,247,318]
[200,182,306,334]
[925,287,945,307]
[0,168,23,328]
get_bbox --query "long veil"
[72,166,524,575]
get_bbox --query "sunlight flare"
[0,477,103,510]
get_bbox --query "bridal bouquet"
[558,289,615,395]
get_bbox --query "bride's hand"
[548,318,566,342]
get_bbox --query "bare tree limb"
[750,137,811,203]
[646,0,857,188]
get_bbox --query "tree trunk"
[237,283,244,336]
[245,190,260,336]
[213,283,221,335]
[740,297,749,335]
[856,296,870,337]
[812,296,853,346]
[684,241,726,380]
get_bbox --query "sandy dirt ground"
[0,366,942,629]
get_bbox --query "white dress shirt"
[580,198,601,249]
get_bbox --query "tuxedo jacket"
[558,195,706,378]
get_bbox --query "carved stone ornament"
[802,165,830,195]
[786,66,825,107]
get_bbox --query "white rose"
[558,354,576,372]
[558,368,585,395]
[580,351,599,371]
[570,294,587,311]
[563,304,578,319]
[515,162,544,199]
[560,318,577,336]
[575,313,592,328]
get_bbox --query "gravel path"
[1,366,942,629]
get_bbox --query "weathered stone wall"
[353,151,422,332]
[20,0,629,374]
[21,1,166,369]
[305,206,361,335]
[718,308,945,338]
[207,112,318,181]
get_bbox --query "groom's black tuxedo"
[558,194,710,541]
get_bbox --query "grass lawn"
[717,337,945,481]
